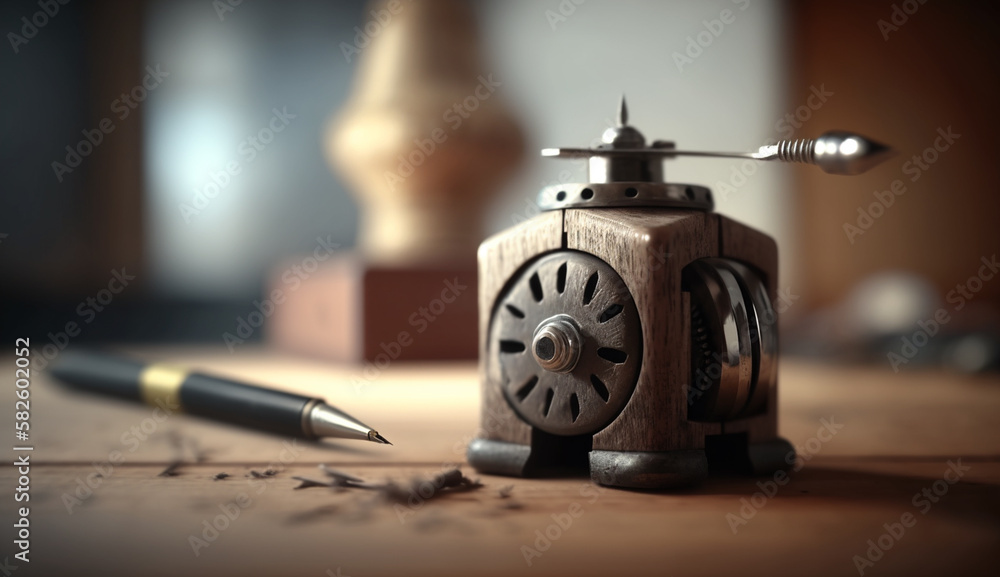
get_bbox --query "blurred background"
[1,0,998,372]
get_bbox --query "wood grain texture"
[477,210,564,446]
[566,208,723,452]
[14,349,1000,464]
[2,349,1000,576]
[3,459,997,577]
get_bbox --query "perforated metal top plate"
[537,182,714,211]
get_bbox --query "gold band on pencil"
[139,364,188,410]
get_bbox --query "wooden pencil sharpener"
[467,102,891,489]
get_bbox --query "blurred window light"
[143,0,362,300]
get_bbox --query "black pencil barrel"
[180,373,312,437]
[50,351,315,437]
[50,350,145,401]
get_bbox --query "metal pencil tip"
[369,431,392,445]
[618,94,628,126]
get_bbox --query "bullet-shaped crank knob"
[764,132,894,175]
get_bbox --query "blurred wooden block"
[268,253,477,361]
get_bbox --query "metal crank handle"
[542,131,895,176]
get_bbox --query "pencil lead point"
[370,431,392,445]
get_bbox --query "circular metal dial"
[685,258,776,421]
[488,251,642,436]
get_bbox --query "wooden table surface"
[2,347,999,576]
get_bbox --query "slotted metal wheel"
[487,251,642,436]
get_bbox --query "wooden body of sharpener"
[468,207,794,489]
